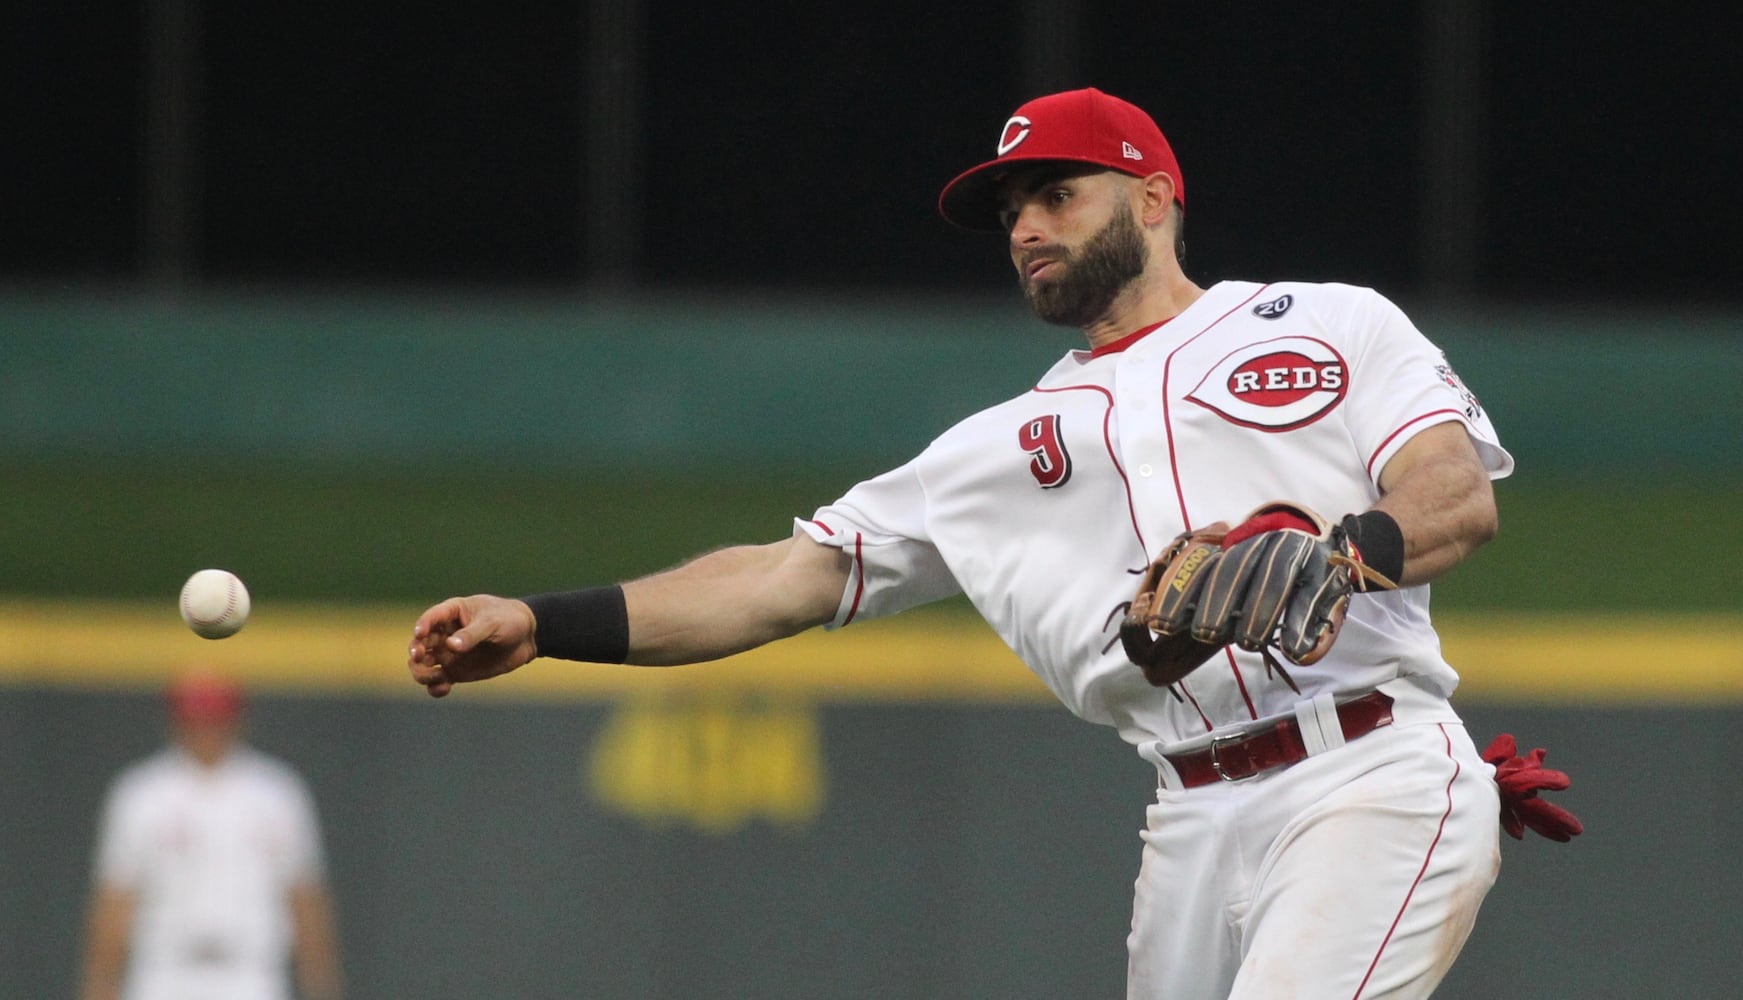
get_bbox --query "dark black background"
[3,2,1736,301]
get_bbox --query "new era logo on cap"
[938,87,1185,232]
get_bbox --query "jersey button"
[1138,463,1154,477]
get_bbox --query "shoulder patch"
[1434,359,1485,420]
[1186,336,1348,431]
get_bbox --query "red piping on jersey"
[1352,724,1461,1000]
[1174,679,1213,731]
[1032,383,1147,556]
[810,519,835,537]
[1160,284,1271,532]
[1029,382,1200,722]
[1161,284,1272,722]
[841,532,867,626]
[1220,645,1257,718]
[1367,409,1465,482]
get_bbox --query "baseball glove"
[1119,521,1232,691]
[1120,502,1397,693]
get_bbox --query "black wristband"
[1341,510,1406,585]
[519,586,629,664]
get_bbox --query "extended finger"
[409,651,455,697]
[441,604,517,656]
[406,648,449,684]
[408,629,457,691]
[412,597,470,640]
[408,626,453,666]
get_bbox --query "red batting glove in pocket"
[1481,733,1585,843]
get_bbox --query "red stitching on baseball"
[184,576,239,625]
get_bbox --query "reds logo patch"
[1018,414,1072,488]
[1186,337,1348,431]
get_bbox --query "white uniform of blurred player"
[81,670,342,1000]
[410,88,1573,999]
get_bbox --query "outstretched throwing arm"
[408,534,852,697]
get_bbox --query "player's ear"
[1138,171,1176,228]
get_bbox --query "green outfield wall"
[5,291,1740,609]
[3,291,1740,477]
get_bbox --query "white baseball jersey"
[797,280,1510,753]
[92,745,327,1000]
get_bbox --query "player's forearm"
[623,538,849,665]
[290,884,344,1000]
[78,963,122,1000]
[1373,450,1497,586]
[79,889,132,1000]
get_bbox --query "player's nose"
[1008,208,1047,249]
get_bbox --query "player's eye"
[1047,186,1072,207]
[998,206,1020,231]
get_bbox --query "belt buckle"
[1209,732,1258,782]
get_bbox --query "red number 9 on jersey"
[1019,414,1073,489]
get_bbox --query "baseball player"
[81,669,343,1000]
[407,88,1578,998]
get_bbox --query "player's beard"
[1018,208,1149,328]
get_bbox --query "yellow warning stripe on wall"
[3,599,1740,706]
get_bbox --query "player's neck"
[1081,271,1205,350]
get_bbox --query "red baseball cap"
[166,669,246,724]
[938,88,1184,233]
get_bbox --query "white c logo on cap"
[997,116,1031,156]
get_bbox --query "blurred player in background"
[407,88,1577,998]
[80,668,343,1000]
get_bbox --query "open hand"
[407,595,538,698]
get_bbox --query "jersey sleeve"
[1344,289,1513,485]
[794,458,961,629]
[279,772,328,885]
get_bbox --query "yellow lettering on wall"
[586,697,825,834]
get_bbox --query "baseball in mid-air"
[179,569,251,639]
